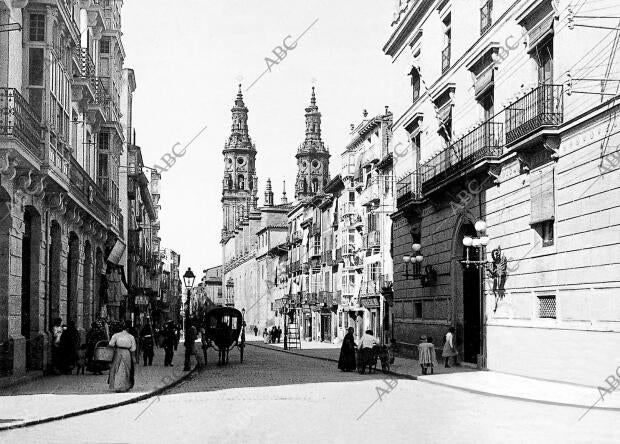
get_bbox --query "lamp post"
[460,219,491,368]
[182,267,196,371]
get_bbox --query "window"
[414,302,423,319]
[537,295,556,319]
[311,178,319,193]
[29,14,45,42]
[535,40,553,85]
[28,48,44,86]
[480,0,493,34]
[100,39,110,54]
[480,91,495,121]
[98,132,110,151]
[534,220,554,247]
[442,14,452,73]
[410,67,421,102]
[238,175,245,190]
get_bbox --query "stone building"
[193,265,222,314]
[0,0,130,377]
[384,0,620,385]
[221,87,290,331]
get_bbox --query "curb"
[0,364,199,432]
[248,343,620,413]
[246,342,417,381]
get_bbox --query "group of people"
[50,318,83,375]
[337,326,459,375]
[263,326,282,344]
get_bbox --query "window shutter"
[530,166,555,224]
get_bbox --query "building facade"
[385,0,620,385]
[0,0,130,377]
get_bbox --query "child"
[75,344,87,375]
[418,335,434,375]
[442,327,457,368]
[426,337,437,374]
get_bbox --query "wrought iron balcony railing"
[505,84,564,145]
[421,120,504,192]
[396,171,421,205]
[442,44,451,73]
[69,157,108,222]
[367,230,381,249]
[0,88,43,159]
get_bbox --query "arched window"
[227,176,233,190]
[238,175,245,190]
[312,178,319,193]
[302,178,308,193]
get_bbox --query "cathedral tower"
[222,85,258,241]
[295,87,330,200]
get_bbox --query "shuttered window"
[530,166,555,224]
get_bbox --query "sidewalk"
[0,345,196,429]
[249,339,620,413]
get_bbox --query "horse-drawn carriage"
[202,307,245,365]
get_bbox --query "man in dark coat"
[163,323,176,366]
[338,327,357,372]
[59,321,79,374]
[140,324,155,366]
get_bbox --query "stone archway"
[67,232,80,326]
[21,206,42,370]
[49,221,62,329]
[83,241,93,328]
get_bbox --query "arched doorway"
[453,221,481,364]
[21,207,41,370]
[49,221,62,328]
[83,241,93,328]
[67,232,80,326]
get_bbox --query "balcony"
[335,247,343,263]
[367,230,381,249]
[360,280,382,296]
[290,231,302,244]
[319,291,333,306]
[442,44,451,73]
[342,243,356,256]
[505,84,563,146]
[396,172,421,207]
[341,202,356,219]
[87,77,111,121]
[421,120,504,194]
[0,88,43,160]
[359,177,380,206]
[69,157,108,223]
[73,47,96,78]
[310,244,321,258]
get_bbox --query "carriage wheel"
[381,360,390,374]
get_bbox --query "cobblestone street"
[2,342,618,443]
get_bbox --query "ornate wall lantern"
[402,243,437,286]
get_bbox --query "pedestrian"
[140,324,155,366]
[418,335,437,375]
[263,328,268,344]
[184,322,198,371]
[75,344,87,375]
[163,323,175,367]
[276,326,282,343]
[358,329,378,374]
[108,320,137,392]
[59,320,79,374]
[51,318,63,374]
[337,327,357,372]
[442,327,458,368]
[174,324,181,351]
[253,326,258,337]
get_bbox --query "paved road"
[2,344,618,443]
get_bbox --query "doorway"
[320,313,331,342]
[461,223,482,364]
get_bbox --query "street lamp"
[461,220,491,268]
[402,243,437,286]
[182,267,196,371]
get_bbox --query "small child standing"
[418,335,437,375]
[75,344,87,375]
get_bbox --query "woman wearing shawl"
[338,327,357,371]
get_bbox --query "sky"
[122,0,403,275]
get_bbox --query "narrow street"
[2,343,618,443]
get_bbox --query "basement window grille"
[537,295,556,319]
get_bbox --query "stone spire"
[295,87,330,200]
[281,180,288,204]
[264,178,274,207]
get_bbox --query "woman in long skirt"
[338,327,357,371]
[108,321,137,392]
[442,327,457,368]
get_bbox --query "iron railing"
[421,120,504,191]
[367,230,381,249]
[0,88,43,159]
[69,157,108,222]
[442,44,451,73]
[505,84,564,145]
[396,172,421,203]
[480,0,493,34]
